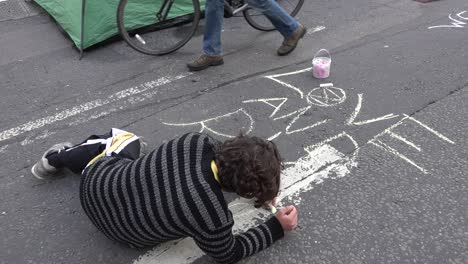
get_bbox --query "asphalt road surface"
[1,0,467,263]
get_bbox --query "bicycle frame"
[156,0,175,21]
[223,0,249,17]
[157,0,248,20]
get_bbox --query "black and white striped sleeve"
[193,215,284,264]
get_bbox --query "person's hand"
[275,205,298,231]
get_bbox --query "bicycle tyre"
[243,0,304,32]
[117,0,201,55]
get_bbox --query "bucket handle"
[313,49,331,60]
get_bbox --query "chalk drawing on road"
[162,68,400,142]
[242,98,288,118]
[264,68,399,138]
[163,67,450,177]
[368,114,455,174]
[265,67,312,98]
[388,131,421,151]
[273,106,330,134]
[243,97,331,136]
[308,26,326,35]
[162,108,254,138]
[346,93,399,125]
[428,11,467,29]
[370,139,428,173]
[267,68,399,123]
[268,131,282,141]
[306,85,346,107]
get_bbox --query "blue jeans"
[203,0,300,56]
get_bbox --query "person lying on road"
[31,128,298,264]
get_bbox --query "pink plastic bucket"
[312,49,331,79]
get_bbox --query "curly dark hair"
[215,132,283,207]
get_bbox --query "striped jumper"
[80,133,284,263]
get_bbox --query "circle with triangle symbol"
[306,86,346,107]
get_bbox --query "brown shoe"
[187,54,224,71]
[277,25,307,56]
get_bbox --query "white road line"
[0,74,190,143]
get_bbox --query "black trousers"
[46,128,141,174]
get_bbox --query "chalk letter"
[428,13,466,29]
[456,11,468,20]
[346,94,399,126]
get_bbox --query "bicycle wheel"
[243,0,304,32]
[117,0,201,55]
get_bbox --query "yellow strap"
[86,132,136,167]
[211,160,220,185]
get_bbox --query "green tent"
[35,0,205,55]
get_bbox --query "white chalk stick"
[270,205,277,214]
[320,83,334,88]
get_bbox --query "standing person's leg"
[187,0,225,71]
[247,0,299,37]
[247,0,306,56]
[31,128,144,179]
[202,0,224,56]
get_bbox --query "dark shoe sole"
[277,26,307,56]
[187,59,224,72]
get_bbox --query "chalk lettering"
[428,11,467,29]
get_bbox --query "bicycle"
[117,0,304,56]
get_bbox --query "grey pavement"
[1,0,467,263]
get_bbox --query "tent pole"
[79,0,86,60]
